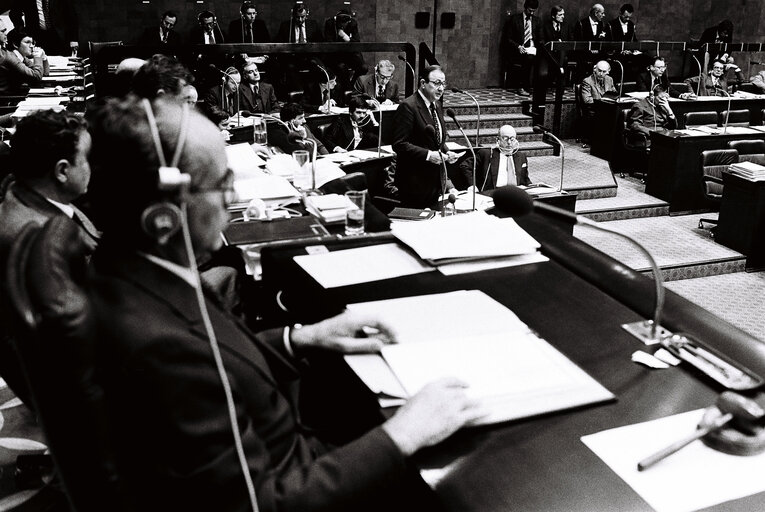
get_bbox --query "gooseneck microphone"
[312,61,332,114]
[366,97,383,157]
[687,50,704,96]
[609,58,625,99]
[533,125,566,192]
[209,64,241,124]
[451,88,481,147]
[493,186,669,344]
[719,89,733,134]
[288,131,318,192]
[446,108,477,211]
[397,55,417,87]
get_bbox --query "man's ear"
[53,158,71,184]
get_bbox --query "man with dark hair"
[627,83,677,140]
[203,66,241,116]
[609,4,637,42]
[540,5,571,44]
[269,101,328,155]
[700,19,733,45]
[683,58,742,96]
[392,64,459,208]
[500,0,541,95]
[238,60,279,114]
[189,10,224,44]
[0,19,44,95]
[228,2,270,43]
[324,95,378,153]
[85,94,481,512]
[131,54,193,100]
[138,11,182,46]
[636,55,688,99]
[277,2,323,43]
[9,0,79,56]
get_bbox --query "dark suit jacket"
[540,19,571,44]
[137,26,182,46]
[608,18,637,42]
[10,0,78,44]
[323,115,378,152]
[238,82,279,114]
[276,19,323,43]
[0,48,43,95]
[203,85,238,116]
[627,97,677,135]
[573,17,611,41]
[353,73,399,103]
[89,249,409,512]
[636,71,682,98]
[459,148,531,191]
[699,26,732,45]
[392,92,450,208]
[501,12,541,62]
[187,25,226,44]
[267,124,328,156]
[227,18,270,43]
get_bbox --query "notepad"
[345,290,614,425]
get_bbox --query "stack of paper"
[305,194,355,223]
[345,290,614,425]
[728,161,765,181]
[391,210,540,265]
[226,143,266,178]
[233,174,301,207]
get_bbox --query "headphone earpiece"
[141,202,182,245]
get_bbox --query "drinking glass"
[344,191,365,235]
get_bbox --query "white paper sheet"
[582,409,765,512]
[293,243,434,288]
[436,251,548,275]
[226,143,267,178]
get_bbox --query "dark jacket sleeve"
[392,100,428,162]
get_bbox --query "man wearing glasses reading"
[392,64,460,208]
[683,59,742,97]
[354,59,399,105]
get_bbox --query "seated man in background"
[304,68,344,113]
[7,29,49,77]
[188,10,225,44]
[635,55,689,99]
[268,101,328,155]
[324,95,378,153]
[354,59,399,105]
[627,83,677,142]
[0,19,43,95]
[138,10,181,45]
[458,124,531,192]
[86,94,482,512]
[238,60,279,114]
[203,66,242,116]
[228,1,270,43]
[683,58,742,96]
[580,60,616,145]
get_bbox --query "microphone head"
[448,193,457,204]
[397,55,406,62]
[445,108,457,120]
[532,125,545,134]
[450,87,463,94]
[240,110,253,118]
[491,186,534,218]
[288,132,305,143]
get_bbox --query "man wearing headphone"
[354,59,400,105]
[86,95,482,511]
[228,2,270,43]
[188,10,225,44]
[324,95,378,153]
[459,124,532,192]
[277,2,323,43]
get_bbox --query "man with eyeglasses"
[228,2,270,43]
[683,58,743,97]
[189,10,225,44]
[459,125,532,192]
[354,60,399,104]
[0,19,44,95]
[392,64,460,208]
[636,55,687,99]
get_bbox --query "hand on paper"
[290,311,397,354]
[383,377,485,456]
[444,151,461,164]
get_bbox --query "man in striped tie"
[500,0,540,95]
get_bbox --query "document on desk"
[582,409,765,512]
[226,143,266,178]
[233,174,301,206]
[346,290,614,425]
[294,243,434,288]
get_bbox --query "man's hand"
[426,151,444,165]
[333,146,348,153]
[289,311,397,354]
[382,99,394,106]
[382,378,486,456]
[444,151,460,164]
[518,45,527,54]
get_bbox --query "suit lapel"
[489,149,500,189]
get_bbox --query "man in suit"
[228,1,270,43]
[324,95,378,153]
[10,0,78,56]
[276,2,323,43]
[354,60,399,105]
[85,94,481,511]
[500,0,541,95]
[574,3,611,41]
[683,58,742,96]
[459,125,532,192]
[138,11,181,46]
[238,60,279,114]
[636,55,690,99]
[580,60,616,145]
[392,65,460,208]
[699,19,733,45]
[627,83,677,140]
[188,10,225,44]
[540,5,571,44]
[609,4,637,42]
[203,67,242,116]
[268,101,328,156]
[0,19,44,95]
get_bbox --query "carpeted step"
[443,103,525,116]
[444,112,534,129]
[447,126,542,145]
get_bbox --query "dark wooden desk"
[717,171,765,271]
[646,130,765,213]
[591,97,765,162]
[305,109,397,147]
[259,213,765,511]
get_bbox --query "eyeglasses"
[428,80,447,88]
[651,64,667,69]
[190,169,237,205]
[498,136,517,142]
[376,72,393,82]
[712,66,725,71]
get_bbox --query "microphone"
[210,65,241,123]
[288,132,318,192]
[720,89,732,134]
[608,58,624,99]
[446,108,477,211]
[493,185,669,344]
[533,125,566,192]
[751,61,764,65]
[366,97,383,157]
[687,50,704,96]
[312,62,332,114]
[450,88,481,147]
[397,55,417,89]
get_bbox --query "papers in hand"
[346,290,614,425]
[391,210,541,265]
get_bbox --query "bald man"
[459,125,532,192]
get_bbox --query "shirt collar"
[417,89,432,109]
[45,197,74,218]
[13,49,24,61]
[140,252,200,288]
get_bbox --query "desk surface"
[260,214,765,511]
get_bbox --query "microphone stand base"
[622,320,672,346]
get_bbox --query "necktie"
[161,30,168,43]
[430,103,441,146]
[246,23,253,43]
[524,16,532,46]
[208,31,215,44]
[40,0,50,30]
[377,84,385,100]
[506,157,516,186]
[298,25,306,43]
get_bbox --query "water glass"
[344,191,365,236]
[292,150,311,190]
[252,116,267,144]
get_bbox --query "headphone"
[139,98,191,245]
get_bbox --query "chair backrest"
[88,40,123,59]
[720,109,750,127]
[3,216,130,511]
[684,111,719,127]
[727,139,765,164]
[313,121,333,147]
[318,171,367,194]
[700,149,738,200]
[573,83,584,117]
[621,81,637,94]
